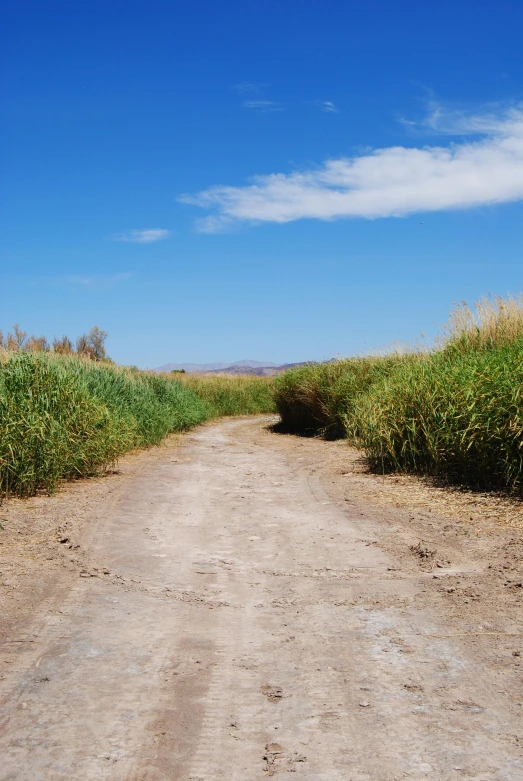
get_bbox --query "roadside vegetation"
[0,326,275,498]
[0,352,211,497]
[6,294,523,498]
[177,373,276,416]
[274,295,523,493]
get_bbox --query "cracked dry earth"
[1,417,523,780]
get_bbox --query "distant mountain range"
[154,359,309,376]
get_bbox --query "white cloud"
[243,100,284,112]
[315,100,339,113]
[400,101,517,136]
[180,106,523,231]
[113,229,170,243]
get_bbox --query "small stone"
[359,701,370,707]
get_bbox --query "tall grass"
[0,352,211,497]
[274,296,523,492]
[178,373,276,416]
[355,345,523,489]
[274,357,404,438]
[0,353,278,498]
[6,295,523,497]
[441,294,523,354]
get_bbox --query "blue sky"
[2,0,523,367]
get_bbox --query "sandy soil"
[0,416,522,780]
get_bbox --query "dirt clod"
[262,684,283,702]
[410,541,436,561]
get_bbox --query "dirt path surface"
[1,417,523,780]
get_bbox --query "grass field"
[274,296,523,492]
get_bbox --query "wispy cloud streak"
[243,100,284,112]
[315,100,339,113]
[113,229,170,243]
[180,106,523,231]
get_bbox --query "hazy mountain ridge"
[154,359,309,375]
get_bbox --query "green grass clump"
[273,296,523,493]
[72,361,211,446]
[356,337,523,490]
[178,373,276,416]
[354,297,523,489]
[0,352,278,498]
[274,357,403,438]
[0,352,211,497]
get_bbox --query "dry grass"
[338,447,523,531]
[441,294,523,353]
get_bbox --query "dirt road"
[1,417,522,780]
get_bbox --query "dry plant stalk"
[442,294,523,352]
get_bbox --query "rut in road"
[0,417,522,780]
